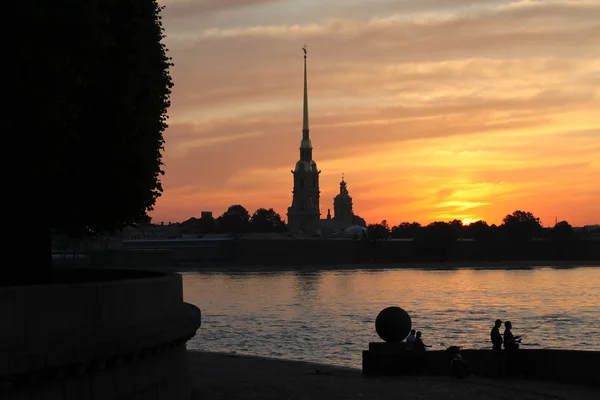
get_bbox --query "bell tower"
[287,45,321,234]
[334,174,354,227]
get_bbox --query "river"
[182,266,600,368]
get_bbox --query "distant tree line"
[179,205,287,235]
[366,210,597,242]
[359,211,599,262]
[177,207,598,242]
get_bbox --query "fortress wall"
[85,239,600,268]
[234,239,600,265]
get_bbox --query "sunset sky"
[152,0,600,227]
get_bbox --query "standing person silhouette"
[490,319,503,376]
[503,321,521,376]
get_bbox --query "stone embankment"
[1,270,201,400]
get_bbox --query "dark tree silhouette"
[467,220,490,241]
[218,205,251,234]
[416,222,457,261]
[553,221,574,241]
[501,210,543,241]
[551,220,577,260]
[8,0,172,274]
[367,220,391,241]
[391,222,422,238]
[449,219,465,238]
[250,208,287,233]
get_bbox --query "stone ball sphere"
[375,306,412,343]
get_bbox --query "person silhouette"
[503,321,521,376]
[406,329,416,346]
[490,319,503,376]
[448,346,468,378]
[414,331,431,352]
[414,331,431,373]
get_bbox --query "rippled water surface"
[183,266,600,368]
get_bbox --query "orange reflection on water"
[182,266,600,368]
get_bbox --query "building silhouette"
[286,48,365,236]
[333,175,353,226]
[287,46,321,234]
[320,175,361,236]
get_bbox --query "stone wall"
[0,270,201,399]
[362,346,600,386]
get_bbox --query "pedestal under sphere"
[375,306,412,342]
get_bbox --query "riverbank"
[188,351,599,400]
[89,238,600,268]
[103,260,599,273]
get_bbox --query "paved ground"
[188,351,599,400]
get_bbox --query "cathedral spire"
[299,45,312,154]
[302,44,309,133]
[288,44,321,235]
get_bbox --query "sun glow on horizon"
[461,218,478,226]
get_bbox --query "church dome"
[334,177,352,204]
[334,191,352,203]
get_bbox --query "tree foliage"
[414,222,458,261]
[218,205,251,234]
[553,221,574,241]
[180,206,290,234]
[419,222,458,243]
[466,220,490,241]
[391,222,421,238]
[501,210,543,241]
[367,220,391,240]
[250,208,287,233]
[449,219,464,236]
[9,1,173,271]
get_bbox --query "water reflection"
[182,266,600,368]
[293,271,321,302]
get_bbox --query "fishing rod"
[517,305,581,339]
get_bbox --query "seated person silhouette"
[414,331,432,373]
[406,329,416,348]
[447,346,469,379]
[414,331,431,352]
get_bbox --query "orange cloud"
[161,0,281,19]
[150,0,600,227]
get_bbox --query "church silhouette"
[286,46,365,237]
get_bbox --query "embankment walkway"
[188,351,599,400]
